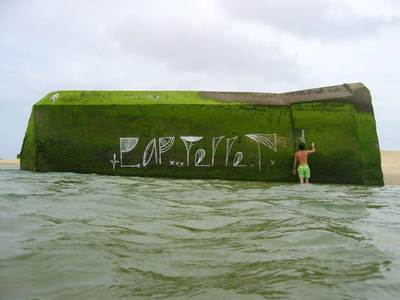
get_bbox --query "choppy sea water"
[1,165,400,300]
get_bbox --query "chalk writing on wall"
[159,137,175,164]
[50,93,59,103]
[110,153,119,171]
[300,129,306,143]
[111,134,277,173]
[245,134,277,172]
[180,136,203,166]
[120,137,140,168]
[212,136,224,166]
[148,95,160,101]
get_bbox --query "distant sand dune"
[1,153,399,185]
[381,151,400,186]
[0,159,19,165]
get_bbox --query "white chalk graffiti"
[148,95,160,101]
[195,149,210,166]
[180,136,203,166]
[170,161,184,167]
[50,93,59,103]
[120,137,140,167]
[120,137,139,153]
[299,129,306,143]
[110,153,119,171]
[159,137,175,164]
[211,136,224,166]
[245,134,277,173]
[225,136,238,166]
[111,133,278,173]
[245,134,277,152]
[233,152,246,167]
[143,138,157,167]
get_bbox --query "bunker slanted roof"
[36,83,372,112]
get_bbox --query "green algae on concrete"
[20,83,384,185]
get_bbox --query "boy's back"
[295,150,310,166]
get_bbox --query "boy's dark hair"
[298,142,305,150]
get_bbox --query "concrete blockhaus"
[20,83,384,185]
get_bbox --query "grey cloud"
[111,11,302,85]
[216,0,400,41]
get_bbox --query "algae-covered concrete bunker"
[20,83,384,185]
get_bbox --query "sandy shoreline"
[381,151,400,186]
[1,152,400,185]
[0,159,20,165]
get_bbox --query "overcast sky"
[1,0,399,158]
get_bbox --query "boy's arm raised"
[307,142,316,153]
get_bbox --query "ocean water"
[1,165,400,300]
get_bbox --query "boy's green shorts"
[297,165,310,179]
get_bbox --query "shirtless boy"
[292,142,316,183]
